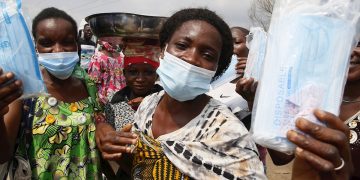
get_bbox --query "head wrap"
[123,38,161,69]
[124,56,159,69]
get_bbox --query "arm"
[95,123,137,175]
[289,110,352,180]
[0,70,23,163]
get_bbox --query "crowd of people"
[0,5,359,180]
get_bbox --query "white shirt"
[208,82,248,113]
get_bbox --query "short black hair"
[159,8,233,79]
[32,7,78,39]
[83,23,90,29]
[231,26,250,36]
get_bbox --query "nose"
[52,43,65,53]
[135,73,145,82]
[181,49,202,67]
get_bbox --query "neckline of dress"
[148,91,213,140]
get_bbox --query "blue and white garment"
[132,91,266,180]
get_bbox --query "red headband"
[124,56,160,69]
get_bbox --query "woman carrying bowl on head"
[88,36,127,105]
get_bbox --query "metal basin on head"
[85,13,167,39]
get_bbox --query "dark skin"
[0,18,88,163]
[96,20,222,163]
[35,18,88,103]
[83,24,93,41]
[124,63,158,107]
[95,19,351,179]
[339,43,360,178]
[152,20,222,138]
[232,28,249,77]
[235,48,355,178]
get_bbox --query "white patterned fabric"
[132,91,266,180]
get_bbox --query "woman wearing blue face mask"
[95,8,353,180]
[0,7,103,179]
[96,8,266,179]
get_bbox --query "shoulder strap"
[7,98,37,177]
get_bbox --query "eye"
[62,38,76,46]
[174,42,188,50]
[202,51,217,62]
[144,70,156,76]
[38,39,53,47]
[127,69,138,76]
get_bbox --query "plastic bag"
[250,0,360,153]
[210,55,240,89]
[243,27,267,81]
[0,0,46,98]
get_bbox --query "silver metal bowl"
[85,13,167,39]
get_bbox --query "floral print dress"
[28,96,100,179]
[88,50,126,105]
[15,66,103,180]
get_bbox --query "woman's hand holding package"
[96,123,138,161]
[288,110,352,180]
[0,68,22,117]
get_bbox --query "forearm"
[0,117,11,163]
[0,101,22,163]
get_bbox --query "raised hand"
[288,110,352,180]
[0,68,22,117]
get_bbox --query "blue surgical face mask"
[38,52,79,80]
[156,51,216,101]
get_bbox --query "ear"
[159,47,165,59]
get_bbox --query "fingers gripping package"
[244,27,267,81]
[0,0,46,98]
[251,0,360,153]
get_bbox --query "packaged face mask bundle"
[250,0,360,153]
[0,0,46,98]
[243,27,267,81]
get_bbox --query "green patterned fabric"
[15,66,103,180]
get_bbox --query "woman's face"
[165,20,222,71]
[348,42,360,82]
[35,18,77,53]
[124,63,158,96]
[231,28,248,57]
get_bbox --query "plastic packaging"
[0,0,46,98]
[210,55,240,89]
[243,27,267,81]
[250,0,360,154]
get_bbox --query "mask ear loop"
[159,44,168,60]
